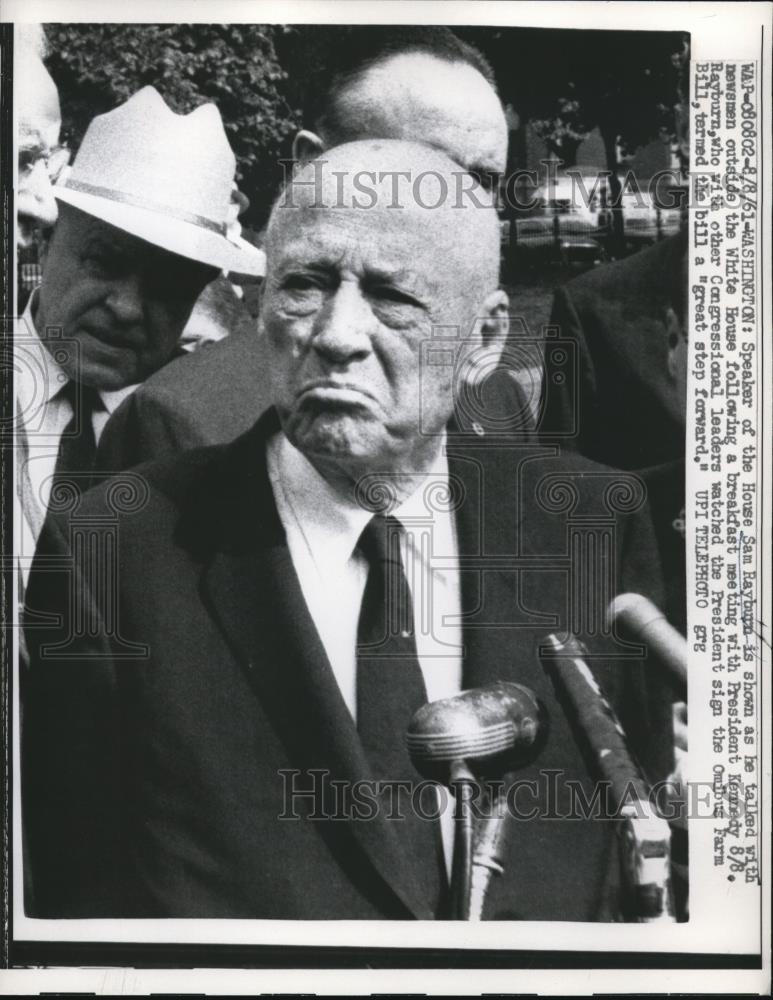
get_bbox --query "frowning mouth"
[296,381,376,406]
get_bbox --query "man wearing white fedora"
[14,85,265,585]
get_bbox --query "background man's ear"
[292,130,326,163]
[479,289,510,355]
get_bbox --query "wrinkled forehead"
[268,200,447,277]
[267,172,500,300]
[269,163,478,259]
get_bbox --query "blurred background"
[22,23,690,332]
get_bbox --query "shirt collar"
[18,288,139,415]
[99,384,139,415]
[273,431,451,570]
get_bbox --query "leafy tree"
[42,22,687,247]
[530,90,592,168]
[44,23,301,227]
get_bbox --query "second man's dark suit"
[96,328,274,470]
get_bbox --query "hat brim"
[54,186,266,277]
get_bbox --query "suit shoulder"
[133,332,262,402]
[561,232,685,308]
[58,445,230,530]
[523,449,630,478]
[71,410,276,534]
[520,450,648,510]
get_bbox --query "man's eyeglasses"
[18,145,71,184]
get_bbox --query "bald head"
[261,139,509,493]
[269,139,502,298]
[293,38,508,188]
[322,53,507,181]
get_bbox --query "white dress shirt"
[14,292,137,583]
[267,430,463,873]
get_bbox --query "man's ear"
[292,130,326,163]
[478,289,509,357]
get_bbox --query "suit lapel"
[447,422,557,698]
[197,412,435,919]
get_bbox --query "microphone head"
[406,681,548,782]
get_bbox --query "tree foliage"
[458,27,687,160]
[529,91,592,167]
[42,23,688,235]
[458,27,688,248]
[44,23,301,227]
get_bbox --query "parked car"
[501,216,607,274]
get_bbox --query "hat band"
[59,178,227,236]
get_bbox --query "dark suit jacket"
[23,407,672,921]
[96,329,274,471]
[539,234,687,631]
[539,232,687,469]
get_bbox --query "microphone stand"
[469,792,508,920]
[449,762,510,920]
[449,758,476,920]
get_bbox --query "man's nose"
[311,283,373,365]
[105,273,145,324]
[20,160,58,226]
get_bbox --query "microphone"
[406,681,548,783]
[406,682,548,919]
[541,634,675,922]
[609,593,687,689]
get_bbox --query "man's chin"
[64,354,140,392]
[284,411,379,465]
[66,334,145,390]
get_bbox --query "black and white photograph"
[1,1,770,995]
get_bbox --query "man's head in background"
[34,86,264,390]
[16,25,66,248]
[262,140,507,497]
[293,26,508,187]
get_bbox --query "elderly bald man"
[94,26,536,475]
[23,142,671,920]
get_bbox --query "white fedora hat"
[54,86,265,276]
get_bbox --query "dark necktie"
[52,382,102,485]
[356,514,446,914]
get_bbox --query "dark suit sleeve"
[539,285,597,452]
[96,385,205,475]
[22,512,131,916]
